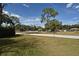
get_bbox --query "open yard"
[0,34,79,56]
[0,3,79,56]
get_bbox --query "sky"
[3,3,79,27]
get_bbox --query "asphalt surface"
[16,33,79,39]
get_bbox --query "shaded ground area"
[0,34,79,56]
[0,34,42,56]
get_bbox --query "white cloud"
[66,4,79,12]
[75,5,79,12]
[33,17,41,21]
[11,13,21,18]
[66,3,73,8]
[73,17,78,20]
[20,17,43,26]
[3,10,9,15]
[3,10,21,18]
[75,5,79,9]
[22,17,41,22]
[23,4,29,8]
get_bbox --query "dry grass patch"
[0,35,79,55]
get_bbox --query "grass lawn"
[0,34,79,56]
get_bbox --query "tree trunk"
[0,3,3,14]
[0,3,3,20]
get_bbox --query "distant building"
[70,28,79,32]
[63,30,67,32]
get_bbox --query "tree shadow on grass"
[0,38,16,55]
[0,34,41,55]
[0,34,23,38]
[0,34,23,55]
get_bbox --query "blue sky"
[3,3,79,27]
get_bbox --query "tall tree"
[0,3,20,37]
[41,8,59,32]
[41,8,58,23]
[0,3,6,19]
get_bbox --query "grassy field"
[0,34,79,56]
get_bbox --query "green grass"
[0,34,79,56]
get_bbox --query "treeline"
[15,24,44,31]
[15,22,79,32]
[62,24,79,31]
[62,24,79,30]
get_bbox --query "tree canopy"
[41,8,58,23]
[41,8,60,32]
[45,19,62,32]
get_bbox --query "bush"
[0,27,15,37]
[0,20,15,37]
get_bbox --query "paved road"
[16,33,79,39]
[28,34,79,39]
